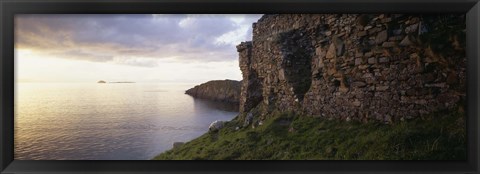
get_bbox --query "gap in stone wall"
[277,29,314,102]
[245,69,264,112]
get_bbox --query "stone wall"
[237,14,466,123]
[237,42,263,113]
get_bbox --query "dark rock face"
[237,42,263,113]
[185,80,241,104]
[238,14,466,123]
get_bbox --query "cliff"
[154,14,467,160]
[238,14,466,123]
[185,80,241,104]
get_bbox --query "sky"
[15,14,262,83]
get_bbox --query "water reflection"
[15,83,238,160]
[191,97,239,112]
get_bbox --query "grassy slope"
[153,106,466,160]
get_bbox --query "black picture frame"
[1,0,479,173]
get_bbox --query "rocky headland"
[185,80,241,104]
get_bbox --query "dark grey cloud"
[15,14,262,66]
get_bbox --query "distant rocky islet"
[97,80,135,84]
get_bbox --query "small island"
[109,81,135,83]
[97,80,135,83]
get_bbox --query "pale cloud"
[15,14,262,65]
[113,57,159,67]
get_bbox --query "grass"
[153,105,466,160]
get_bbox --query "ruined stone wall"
[237,41,265,113]
[237,14,466,123]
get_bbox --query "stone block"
[376,85,389,91]
[355,52,363,58]
[368,27,381,35]
[364,51,373,57]
[368,57,377,64]
[399,36,413,46]
[351,81,367,87]
[352,99,361,107]
[326,43,336,59]
[381,17,392,23]
[357,31,367,37]
[355,58,363,65]
[375,30,388,44]
[378,57,390,63]
[393,29,403,35]
[382,42,396,47]
[315,47,323,55]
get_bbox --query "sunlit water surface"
[14,83,238,160]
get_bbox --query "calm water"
[14,83,238,160]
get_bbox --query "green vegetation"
[153,106,466,160]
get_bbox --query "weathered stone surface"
[326,43,336,58]
[236,14,466,123]
[379,57,390,63]
[364,52,373,57]
[352,99,361,107]
[393,29,403,35]
[382,42,396,47]
[209,120,225,132]
[355,58,363,65]
[351,81,367,87]
[315,47,323,56]
[279,69,286,81]
[369,27,382,35]
[244,112,254,127]
[376,85,389,91]
[376,30,388,44]
[446,72,457,85]
[381,17,392,23]
[364,25,373,31]
[405,23,419,33]
[339,85,349,93]
[399,36,413,46]
[325,31,332,36]
[355,51,364,57]
[358,31,367,37]
[334,38,345,56]
[237,41,263,113]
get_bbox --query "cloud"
[113,57,159,67]
[15,14,263,67]
[60,50,114,62]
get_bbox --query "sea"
[14,83,238,160]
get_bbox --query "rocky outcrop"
[238,14,466,123]
[185,80,241,104]
[172,142,184,148]
[208,120,225,132]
